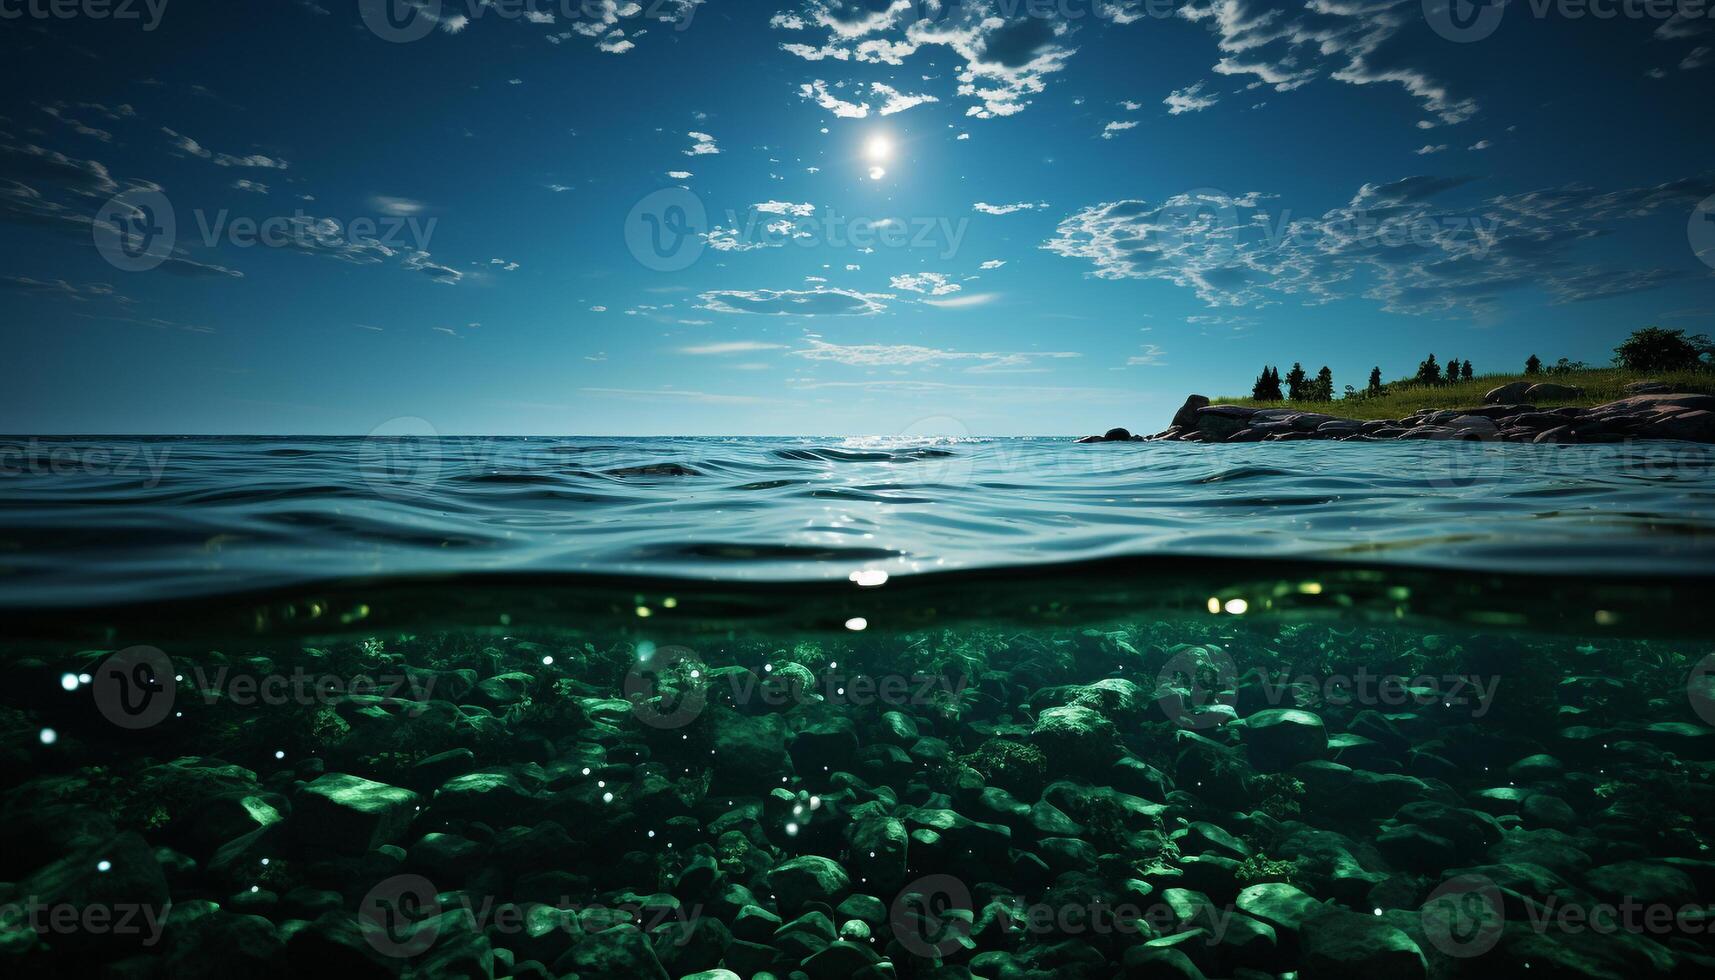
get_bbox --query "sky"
[2,0,1713,435]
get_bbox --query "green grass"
[1210,368,1715,421]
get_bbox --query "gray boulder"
[1484,381,1532,404]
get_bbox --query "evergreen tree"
[1367,366,1383,396]
[1445,357,1459,384]
[1252,365,1284,401]
[1285,362,1308,401]
[1415,354,1441,386]
[1313,365,1334,402]
[1266,366,1283,400]
[1461,360,1474,381]
[1525,354,1541,375]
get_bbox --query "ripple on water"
[2,435,1713,606]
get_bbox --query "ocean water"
[3,436,1714,978]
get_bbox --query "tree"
[1415,354,1441,386]
[1525,354,1541,375]
[1613,326,1714,373]
[1445,357,1458,384]
[1285,362,1308,401]
[1313,366,1334,402]
[1461,360,1474,381]
[1251,365,1283,401]
[1367,366,1383,396]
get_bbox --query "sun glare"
[865,134,892,161]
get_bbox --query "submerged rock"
[290,773,419,855]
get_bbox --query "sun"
[865,134,892,162]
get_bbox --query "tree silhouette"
[1252,366,1283,401]
[1313,365,1334,402]
[1285,362,1308,401]
[1367,366,1383,396]
[1416,354,1441,386]
[1613,326,1713,373]
[1525,354,1541,375]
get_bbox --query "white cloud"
[924,292,999,308]
[679,341,788,355]
[974,201,1047,215]
[371,195,428,216]
[774,3,1092,119]
[1179,0,1478,125]
[1414,144,1448,155]
[753,200,816,217]
[684,131,720,155]
[1042,174,1715,316]
[872,81,939,115]
[162,127,289,169]
[1127,343,1166,366]
[980,259,1006,270]
[667,170,693,179]
[792,338,1075,371]
[698,287,893,316]
[799,79,871,118]
[890,272,961,295]
[1468,139,1491,151]
[1164,80,1219,115]
[1101,120,1140,139]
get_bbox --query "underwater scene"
[3,436,1714,980]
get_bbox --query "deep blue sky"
[3,0,1712,434]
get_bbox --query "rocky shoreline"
[4,618,1713,980]
[1081,387,1715,445]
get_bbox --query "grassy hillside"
[1211,368,1715,421]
